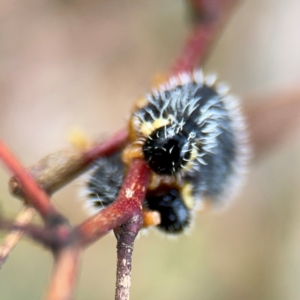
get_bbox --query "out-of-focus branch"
[0,129,128,268]
[171,0,240,74]
[45,246,81,300]
[9,128,128,198]
[0,141,61,222]
[0,206,35,269]
[245,89,300,159]
[82,129,128,166]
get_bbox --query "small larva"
[82,70,250,234]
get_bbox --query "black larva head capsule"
[145,188,190,234]
[143,125,192,176]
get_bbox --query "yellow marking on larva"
[140,118,169,137]
[147,173,162,190]
[152,118,169,130]
[147,173,180,191]
[184,147,199,171]
[122,144,143,164]
[142,210,161,228]
[190,147,198,161]
[181,183,195,209]
[140,122,155,136]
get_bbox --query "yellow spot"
[140,122,155,136]
[142,210,161,228]
[147,173,179,191]
[147,174,162,190]
[140,118,169,137]
[68,128,92,151]
[122,144,143,164]
[122,259,126,266]
[152,118,169,130]
[181,183,195,209]
[190,147,198,162]
[184,147,199,171]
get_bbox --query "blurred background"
[1,0,300,299]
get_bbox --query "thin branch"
[171,0,239,74]
[0,141,61,222]
[245,89,300,159]
[114,220,142,300]
[0,129,128,268]
[77,159,150,247]
[0,206,35,268]
[0,217,73,250]
[9,128,128,198]
[45,246,81,300]
[82,129,128,165]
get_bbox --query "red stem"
[171,24,218,74]
[0,141,59,221]
[82,128,128,166]
[77,159,150,247]
[45,247,81,300]
[171,0,239,74]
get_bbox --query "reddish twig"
[77,158,150,247]
[9,128,128,198]
[45,246,81,300]
[5,158,148,300]
[171,0,239,74]
[245,89,300,159]
[43,158,149,300]
[0,206,35,268]
[0,141,61,222]
[0,219,71,250]
[82,128,128,165]
[0,129,128,268]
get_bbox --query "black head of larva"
[142,125,192,176]
[145,187,190,233]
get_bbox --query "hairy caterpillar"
[82,70,250,234]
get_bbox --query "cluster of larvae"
[83,70,250,234]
